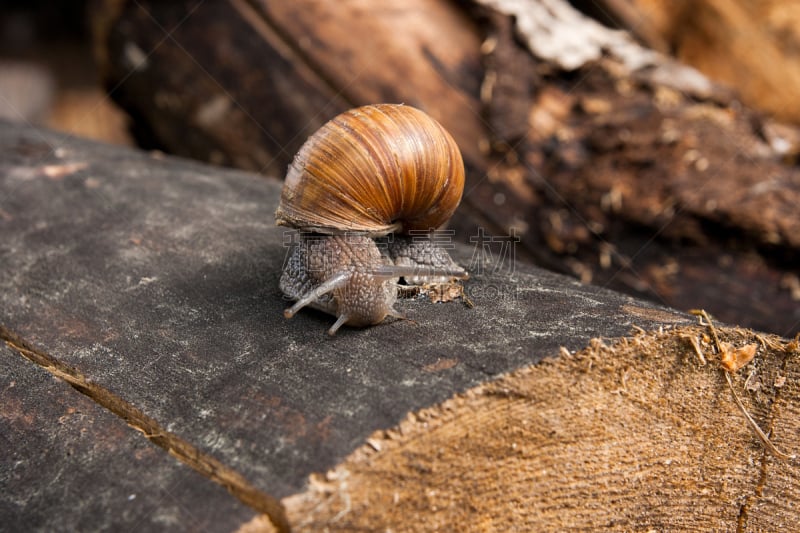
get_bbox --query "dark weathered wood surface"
[0,122,692,529]
[0,343,256,532]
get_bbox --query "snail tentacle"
[327,314,350,336]
[284,270,351,320]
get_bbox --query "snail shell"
[275,104,465,236]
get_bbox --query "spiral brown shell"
[275,104,465,236]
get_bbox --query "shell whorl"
[275,104,465,236]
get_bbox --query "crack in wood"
[0,325,291,533]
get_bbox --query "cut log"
[1,121,698,531]
[283,325,800,531]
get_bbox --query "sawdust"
[268,323,799,531]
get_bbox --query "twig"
[725,372,795,460]
[681,334,707,365]
[690,309,722,353]
[691,309,794,460]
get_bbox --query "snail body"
[276,104,468,335]
[280,234,402,334]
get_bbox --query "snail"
[276,104,468,335]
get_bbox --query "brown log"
[90,0,484,176]
[91,0,800,335]
[481,0,800,335]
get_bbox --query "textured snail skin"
[277,104,468,334]
[377,235,467,285]
[275,104,465,236]
[280,234,402,335]
[280,234,467,335]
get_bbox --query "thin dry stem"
[724,372,795,461]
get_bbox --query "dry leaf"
[720,342,757,372]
